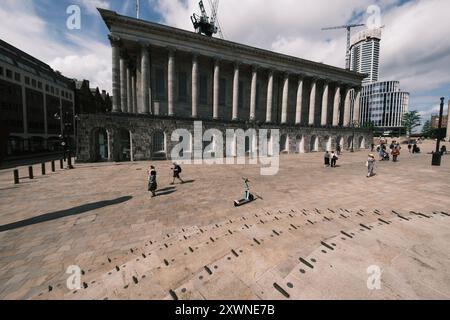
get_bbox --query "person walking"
[367,154,376,178]
[148,166,157,198]
[392,147,400,162]
[336,145,342,156]
[330,151,338,168]
[171,163,185,185]
[324,151,330,167]
[408,143,412,153]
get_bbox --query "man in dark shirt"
[171,163,185,185]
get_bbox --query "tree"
[422,120,432,138]
[402,111,422,138]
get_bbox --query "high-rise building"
[349,28,381,84]
[350,28,409,133]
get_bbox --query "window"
[155,68,165,100]
[199,74,208,105]
[51,86,54,94]
[38,82,42,89]
[6,69,12,78]
[55,88,59,95]
[25,77,30,85]
[0,66,3,76]
[45,84,49,92]
[219,78,226,106]
[15,72,21,82]
[178,72,187,103]
[31,79,36,88]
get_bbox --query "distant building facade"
[360,81,409,131]
[0,39,75,157]
[74,80,112,115]
[431,114,448,129]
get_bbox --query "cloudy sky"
[0,0,449,125]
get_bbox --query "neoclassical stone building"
[77,9,372,162]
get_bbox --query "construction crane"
[322,23,365,70]
[191,0,224,39]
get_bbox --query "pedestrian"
[371,143,375,152]
[171,162,184,185]
[441,145,447,155]
[367,154,376,178]
[324,151,330,167]
[330,151,338,168]
[408,143,412,153]
[392,147,400,162]
[336,145,341,156]
[148,165,157,198]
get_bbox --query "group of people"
[407,142,421,154]
[147,163,185,198]
[376,140,402,162]
[323,151,339,168]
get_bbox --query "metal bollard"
[14,169,19,184]
[28,166,34,179]
[60,159,64,169]
[41,163,46,175]
[51,161,56,172]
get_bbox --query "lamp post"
[432,97,445,166]
[350,120,359,153]
[54,112,78,169]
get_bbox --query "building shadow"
[0,196,132,233]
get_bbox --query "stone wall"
[77,113,373,163]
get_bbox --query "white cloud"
[0,0,111,92]
[76,0,110,15]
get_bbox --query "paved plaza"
[0,140,449,300]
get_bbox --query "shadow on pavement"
[0,196,133,233]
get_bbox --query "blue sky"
[0,0,448,128]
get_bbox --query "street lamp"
[432,97,445,166]
[54,112,78,169]
[350,120,359,153]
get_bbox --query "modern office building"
[349,28,409,133]
[360,81,409,131]
[0,39,75,157]
[349,28,381,84]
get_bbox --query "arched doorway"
[152,130,166,160]
[296,135,305,154]
[280,134,289,153]
[322,136,332,152]
[336,136,344,150]
[359,136,366,150]
[92,128,109,162]
[347,136,354,150]
[310,135,319,152]
[117,128,131,162]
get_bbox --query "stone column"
[126,65,132,113]
[281,73,289,124]
[213,58,220,119]
[120,53,128,113]
[321,81,329,126]
[192,54,199,118]
[250,66,258,121]
[266,70,274,123]
[109,35,121,113]
[308,78,317,125]
[295,77,303,125]
[332,85,340,127]
[343,88,352,127]
[131,72,137,114]
[352,88,361,124]
[140,44,150,114]
[232,62,240,121]
[168,49,175,116]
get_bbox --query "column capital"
[138,40,151,49]
[108,34,122,46]
[192,52,199,61]
[214,56,222,65]
[251,64,259,72]
[167,46,176,54]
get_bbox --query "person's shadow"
[156,186,177,197]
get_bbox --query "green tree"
[402,111,422,137]
[422,120,432,138]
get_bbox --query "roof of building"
[98,8,366,86]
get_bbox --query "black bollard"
[14,170,19,184]
[28,166,34,179]
[41,163,46,175]
[51,161,56,172]
[60,159,64,169]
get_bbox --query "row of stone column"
[110,36,361,126]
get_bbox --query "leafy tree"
[402,111,422,137]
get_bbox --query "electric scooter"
[234,178,256,207]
